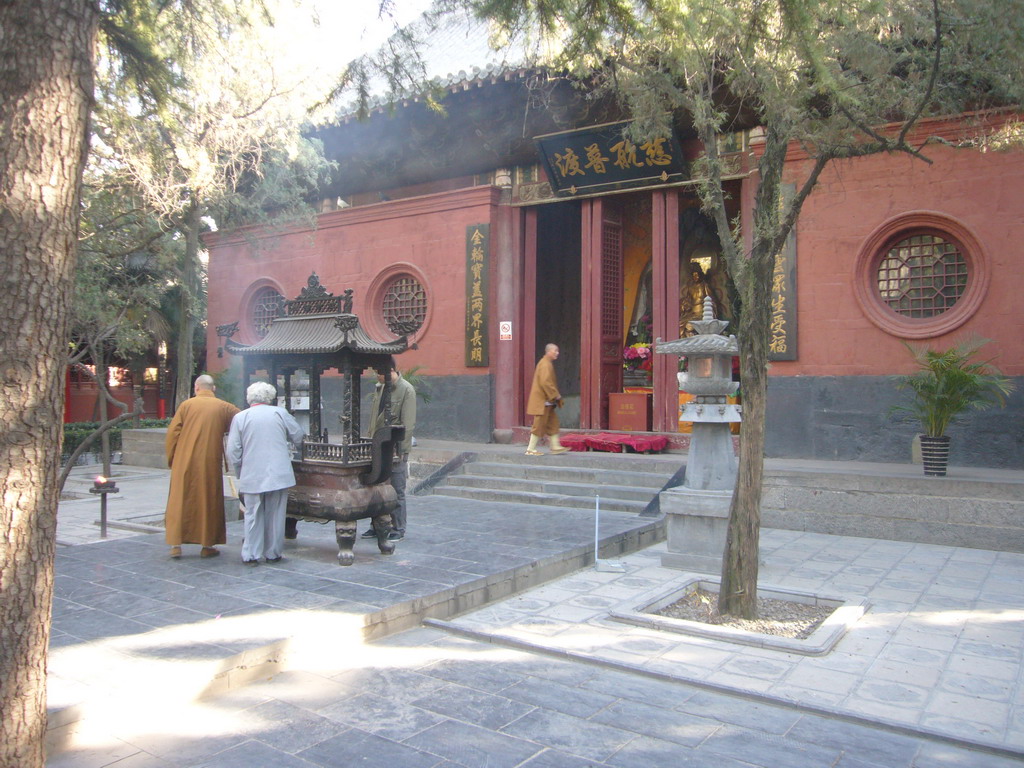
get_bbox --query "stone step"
[466,449,683,474]
[458,460,674,489]
[761,472,1024,551]
[445,474,660,503]
[430,486,649,514]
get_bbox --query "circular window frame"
[239,279,286,344]
[853,211,989,339]
[365,263,432,343]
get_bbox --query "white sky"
[304,0,436,72]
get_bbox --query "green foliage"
[891,337,1015,437]
[401,364,433,403]
[74,172,177,366]
[62,419,171,460]
[91,0,336,409]
[211,362,245,408]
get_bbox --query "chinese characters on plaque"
[768,184,798,361]
[465,224,489,366]
[535,120,688,196]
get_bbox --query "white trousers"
[240,488,288,562]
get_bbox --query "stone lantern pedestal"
[655,296,741,573]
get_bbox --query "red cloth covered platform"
[560,433,669,454]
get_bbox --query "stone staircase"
[413,450,685,514]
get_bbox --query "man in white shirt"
[227,381,304,565]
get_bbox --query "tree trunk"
[173,201,202,412]
[717,123,791,619]
[718,246,774,617]
[0,1,97,765]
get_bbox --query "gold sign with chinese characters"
[768,184,798,361]
[465,224,489,367]
[535,120,688,196]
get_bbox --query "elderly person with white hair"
[226,381,305,565]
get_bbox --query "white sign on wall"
[499,321,512,341]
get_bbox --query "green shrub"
[62,418,171,460]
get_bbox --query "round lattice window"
[250,286,283,338]
[876,232,968,318]
[854,212,989,339]
[381,274,427,336]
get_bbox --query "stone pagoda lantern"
[654,295,741,572]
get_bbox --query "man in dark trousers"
[526,343,570,456]
[362,364,416,540]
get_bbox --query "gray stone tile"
[699,723,842,767]
[130,605,216,629]
[403,719,543,768]
[419,659,528,693]
[913,742,1024,767]
[938,672,1013,701]
[411,683,535,729]
[52,577,121,602]
[329,667,449,704]
[156,588,266,616]
[310,580,407,607]
[195,739,321,767]
[116,727,251,765]
[590,698,720,747]
[519,749,610,768]
[499,709,635,763]
[81,589,174,618]
[502,677,617,719]
[317,691,447,741]
[297,728,442,768]
[580,667,698,706]
[674,690,802,736]
[786,715,922,766]
[243,699,351,753]
[605,734,757,768]
[513,657,602,688]
[52,608,153,642]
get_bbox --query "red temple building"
[204,62,1024,468]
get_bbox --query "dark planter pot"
[920,435,951,477]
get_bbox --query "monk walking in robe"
[165,374,240,558]
[525,343,571,456]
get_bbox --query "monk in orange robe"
[525,343,570,456]
[164,374,240,558]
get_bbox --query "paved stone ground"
[45,462,1024,767]
[45,624,1024,768]
[442,534,1024,753]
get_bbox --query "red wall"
[65,383,160,423]
[775,119,1024,377]
[206,186,502,378]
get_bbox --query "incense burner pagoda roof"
[226,314,408,357]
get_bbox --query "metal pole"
[593,494,600,563]
[99,493,108,538]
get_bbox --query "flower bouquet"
[622,343,653,372]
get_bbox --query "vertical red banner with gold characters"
[465,223,489,366]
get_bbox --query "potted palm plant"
[892,337,1014,476]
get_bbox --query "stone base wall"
[766,375,1024,469]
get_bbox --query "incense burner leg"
[372,512,396,555]
[285,516,298,540]
[335,520,357,566]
